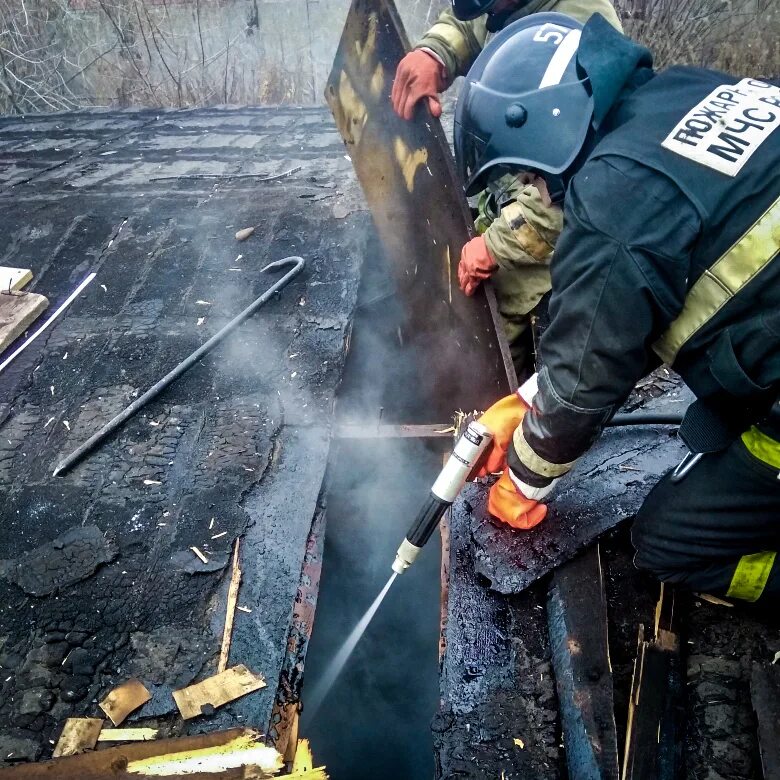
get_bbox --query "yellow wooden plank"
[0,291,48,354]
[0,267,33,291]
[52,718,103,757]
[172,665,265,720]
[97,727,159,742]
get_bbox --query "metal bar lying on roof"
[52,256,304,476]
[548,546,619,780]
[622,584,686,780]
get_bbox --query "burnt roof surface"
[0,106,366,761]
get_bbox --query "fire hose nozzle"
[392,538,422,575]
[392,420,492,575]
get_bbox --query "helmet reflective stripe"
[538,30,581,89]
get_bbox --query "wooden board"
[172,664,266,720]
[97,728,159,742]
[0,291,48,354]
[0,728,277,779]
[52,718,103,758]
[548,546,619,780]
[98,679,152,726]
[622,584,686,780]
[325,0,515,419]
[0,267,32,292]
[751,663,780,780]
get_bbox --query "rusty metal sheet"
[326,0,515,416]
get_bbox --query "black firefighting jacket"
[508,15,780,490]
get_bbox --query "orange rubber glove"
[391,50,445,120]
[488,470,548,530]
[458,235,498,297]
[475,392,528,476]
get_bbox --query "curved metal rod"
[53,256,305,477]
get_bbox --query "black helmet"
[451,0,531,21]
[454,13,593,202]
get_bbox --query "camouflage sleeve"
[414,0,621,87]
[414,8,488,84]
[483,186,562,316]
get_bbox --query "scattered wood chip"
[197,317,205,326]
[235,227,255,241]
[773,650,780,665]
[172,664,265,720]
[143,479,162,486]
[218,539,242,673]
[211,531,227,539]
[237,606,252,614]
[196,300,211,306]
[62,420,70,431]
[53,718,103,757]
[190,546,209,564]
[97,727,159,743]
[513,737,525,749]
[99,679,152,726]
[696,592,734,608]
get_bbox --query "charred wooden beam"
[750,662,780,780]
[548,546,619,780]
[622,584,686,780]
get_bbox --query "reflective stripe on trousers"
[726,427,780,601]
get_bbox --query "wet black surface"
[0,106,366,761]
[470,390,692,595]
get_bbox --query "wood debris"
[190,546,209,564]
[97,727,159,742]
[8,728,278,778]
[235,226,255,241]
[52,718,103,757]
[291,738,328,779]
[0,290,49,355]
[98,679,152,726]
[172,664,265,720]
[0,266,33,292]
[218,538,242,673]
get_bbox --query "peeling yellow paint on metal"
[354,12,378,69]
[393,136,428,192]
[126,731,284,775]
[336,71,368,147]
[370,62,385,99]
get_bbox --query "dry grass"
[615,0,780,77]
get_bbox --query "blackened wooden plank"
[751,663,780,780]
[622,584,686,780]
[548,546,619,780]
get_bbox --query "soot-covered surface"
[0,106,366,762]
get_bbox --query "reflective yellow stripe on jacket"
[654,194,780,365]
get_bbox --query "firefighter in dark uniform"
[455,13,780,601]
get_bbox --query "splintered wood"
[218,538,242,673]
[172,664,266,720]
[0,290,48,354]
[52,718,103,757]
[98,679,152,726]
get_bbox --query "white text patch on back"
[661,78,780,176]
